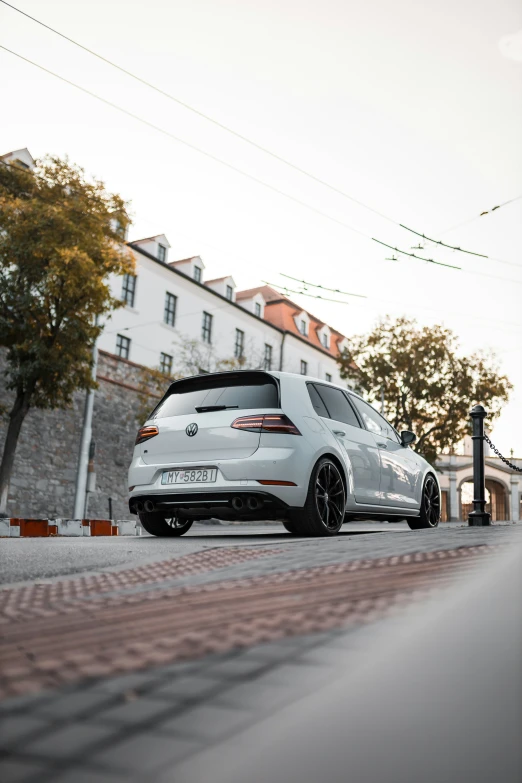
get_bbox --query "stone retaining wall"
[0,350,161,520]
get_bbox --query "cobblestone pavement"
[1,523,520,782]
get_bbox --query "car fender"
[419,460,441,504]
[312,442,353,503]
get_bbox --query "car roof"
[269,370,364,401]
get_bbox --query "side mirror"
[401,430,416,446]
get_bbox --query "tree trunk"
[0,388,33,516]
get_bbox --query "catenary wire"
[440,195,522,236]
[2,163,520,347]
[279,274,366,298]
[1,0,519,268]
[3,45,522,289]
[266,282,522,334]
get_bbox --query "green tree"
[0,156,134,514]
[337,316,512,464]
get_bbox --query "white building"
[97,233,351,384]
[0,147,353,383]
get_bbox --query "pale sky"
[1,0,521,454]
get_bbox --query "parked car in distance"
[128,370,440,537]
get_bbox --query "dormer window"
[157,244,166,263]
[194,266,202,283]
[255,302,261,317]
[322,332,329,349]
[226,285,233,301]
[299,319,308,336]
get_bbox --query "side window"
[350,396,398,440]
[314,385,360,428]
[307,384,329,418]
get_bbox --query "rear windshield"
[152,372,279,418]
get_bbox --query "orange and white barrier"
[0,518,141,537]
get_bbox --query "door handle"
[376,442,388,449]
[333,430,346,437]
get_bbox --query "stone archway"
[460,478,509,521]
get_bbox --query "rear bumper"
[128,489,290,520]
[128,444,311,510]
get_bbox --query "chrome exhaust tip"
[135,501,144,513]
[144,500,155,513]
[247,496,262,511]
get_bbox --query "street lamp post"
[72,333,99,520]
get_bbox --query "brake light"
[231,415,301,435]
[135,425,159,444]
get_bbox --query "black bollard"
[468,405,491,527]
[108,496,113,521]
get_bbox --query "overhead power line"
[2,44,521,289]
[0,0,394,225]
[266,281,522,334]
[441,195,522,235]
[1,0,518,269]
[372,239,461,269]
[279,274,367,298]
[262,282,355,305]
[400,225,488,258]
[3,160,520,336]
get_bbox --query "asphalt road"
[1,519,514,588]
[0,521,411,586]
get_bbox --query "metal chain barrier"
[484,434,522,473]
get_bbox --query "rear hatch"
[140,371,280,465]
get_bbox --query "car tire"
[406,475,440,530]
[139,512,194,537]
[290,457,346,537]
[282,519,300,535]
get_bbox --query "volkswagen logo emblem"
[186,423,198,437]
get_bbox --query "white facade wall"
[97,244,347,385]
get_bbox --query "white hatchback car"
[128,370,441,537]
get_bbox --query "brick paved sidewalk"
[1,524,520,782]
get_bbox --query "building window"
[234,328,244,358]
[157,244,166,263]
[322,333,329,348]
[159,352,173,375]
[300,360,308,375]
[116,334,130,359]
[194,266,202,283]
[164,292,177,326]
[264,344,272,370]
[122,274,136,308]
[325,373,332,382]
[299,319,308,336]
[202,311,212,343]
[255,302,262,317]
[226,285,233,301]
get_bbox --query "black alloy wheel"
[290,458,346,537]
[406,475,440,530]
[315,462,346,531]
[139,511,194,537]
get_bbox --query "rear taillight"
[135,425,159,444]
[231,415,301,435]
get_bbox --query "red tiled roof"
[236,285,281,302]
[236,286,349,357]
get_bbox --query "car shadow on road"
[138,525,408,543]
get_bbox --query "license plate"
[161,468,218,485]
